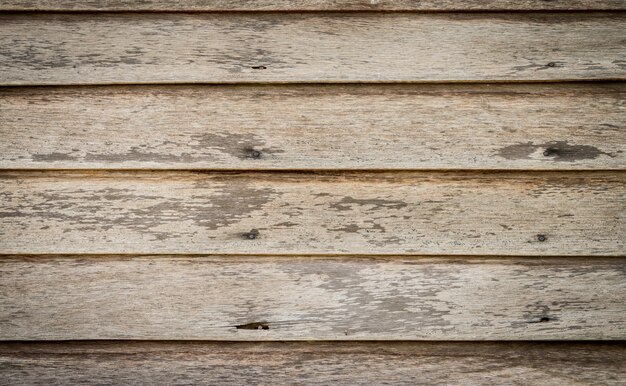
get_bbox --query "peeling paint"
[497,141,614,162]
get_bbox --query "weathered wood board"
[0,171,624,255]
[0,256,624,340]
[2,84,624,170]
[2,0,625,11]
[1,13,625,85]
[1,342,624,385]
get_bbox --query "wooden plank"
[1,342,624,385]
[2,84,624,170]
[1,13,624,85]
[0,256,625,340]
[2,0,626,11]
[1,171,623,255]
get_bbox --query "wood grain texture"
[1,171,624,255]
[1,13,625,85]
[1,342,625,385]
[0,256,624,340]
[2,84,624,170]
[2,0,626,11]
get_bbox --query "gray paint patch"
[329,196,409,212]
[190,132,285,160]
[32,132,284,164]
[497,141,614,162]
[31,152,79,162]
[1,183,278,241]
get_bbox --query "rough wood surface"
[2,0,626,11]
[0,256,624,340]
[1,342,624,385]
[2,84,624,170]
[0,171,624,255]
[1,13,625,85]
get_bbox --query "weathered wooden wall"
[0,2,624,384]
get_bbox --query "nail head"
[537,234,547,242]
[243,230,259,240]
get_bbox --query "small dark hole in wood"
[243,229,259,240]
[251,65,267,70]
[235,322,269,330]
[527,316,552,324]
[543,148,558,157]
[546,62,556,67]
[537,234,547,242]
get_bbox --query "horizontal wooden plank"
[2,84,624,170]
[1,171,624,255]
[1,13,625,85]
[1,342,624,385]
[1,256,625,340]
[2,1,626,11]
